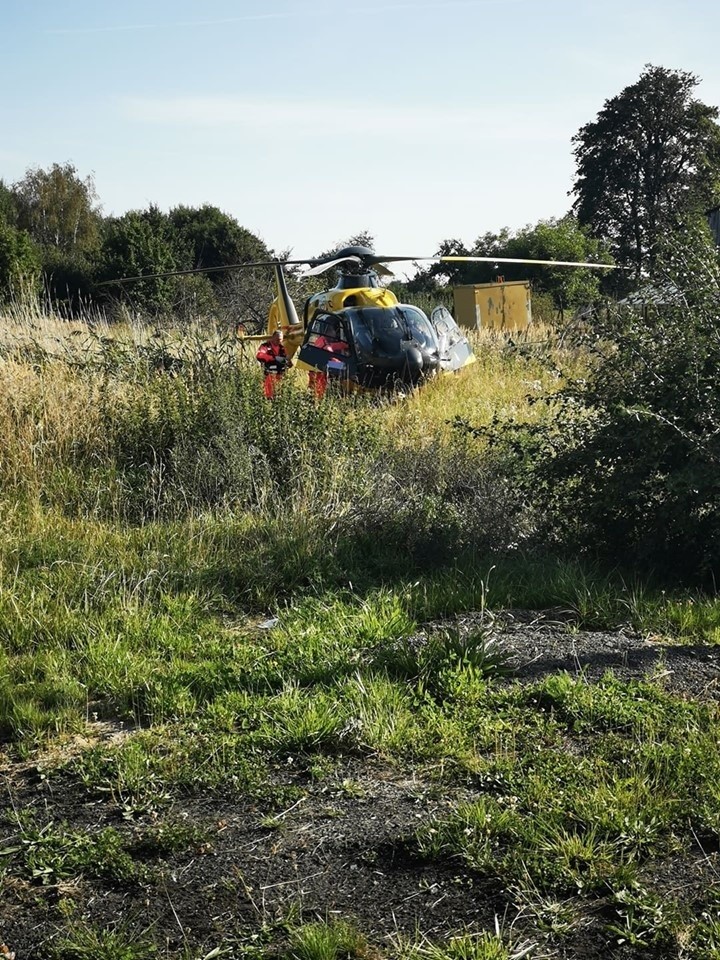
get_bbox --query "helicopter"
[265,246,477,395]
[102,245,617,395]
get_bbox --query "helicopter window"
[343,306,437,356]
[371,313,401,332]
[307,314,349,352]
[396,306,436,349]
[431,307,464,350]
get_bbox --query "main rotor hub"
[335,272,381,289]
[332,245,375,262]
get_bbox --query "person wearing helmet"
[256,329,292,399]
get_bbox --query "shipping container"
[453,280,532,332]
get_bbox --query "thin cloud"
[46,13,293,35]
[46,0,521,35]
[119,94,571,143]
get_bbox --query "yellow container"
[453,280,532,332]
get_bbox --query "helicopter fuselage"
[292,279,471,391]
[260,260,474,392]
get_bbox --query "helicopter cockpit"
[302,304,444,388]
[306,314,350,353]
[345,305,436,354]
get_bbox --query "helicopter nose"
[402,345,424,374]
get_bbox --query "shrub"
[486,228,720,584]
[0,219,41,302]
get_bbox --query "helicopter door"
[297,313,352,375]
[430,306,474,372]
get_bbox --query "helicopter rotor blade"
[96,258,320,287]
[300,255,363,277]
[437,255,618,270]
[96,248,619,289]
[373,263,395,278]
[367,255,618,270]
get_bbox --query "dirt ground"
[2,613,720,960]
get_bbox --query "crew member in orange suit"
[256,330,291,399]
[308,323,349,399]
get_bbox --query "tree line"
[1,64,719,318]
[0,167,272,317]
[470,67,720,585]
[410,66,720,304]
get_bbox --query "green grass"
[411,674,720,948]
[402,930,534,960]
[288,920,374,960]
[4,311,720,957]
[49,923,160,960]
[1,817,147,886]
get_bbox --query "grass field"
[2,309,720,959]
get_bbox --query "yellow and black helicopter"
[106,245,616,394]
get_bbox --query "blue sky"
[2,0,720,262]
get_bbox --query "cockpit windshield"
[344,306,436,356]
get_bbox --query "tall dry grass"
[0,303,553,595]
[379,324,588,447]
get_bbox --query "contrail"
[45,0,516,35]
[46,13,296,35]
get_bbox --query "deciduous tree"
[0,220,41,302]
[571,65,720,275]
[13,162,101,255]
[168,204,269,283]
[95,207,188,313]
[0,179,18,225]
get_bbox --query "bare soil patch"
[2,614,719,959]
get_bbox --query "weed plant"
[289,919,373,960]
[402,930,532,960]
[48,923,159,960]
[4,818,146,886]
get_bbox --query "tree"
[10,163,103,311]
[315,231,375,260]
[412,219,608,313]
[0,220,41,302]
[0,179,18,225]
[507,218,610,314]
[95,206,189,314]
[13,162,101,255]
[572,65,720,276]
[168,204,269,283]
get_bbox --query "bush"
[41,248,95,313]
[494,228,720,583]
[0,219,41,302]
